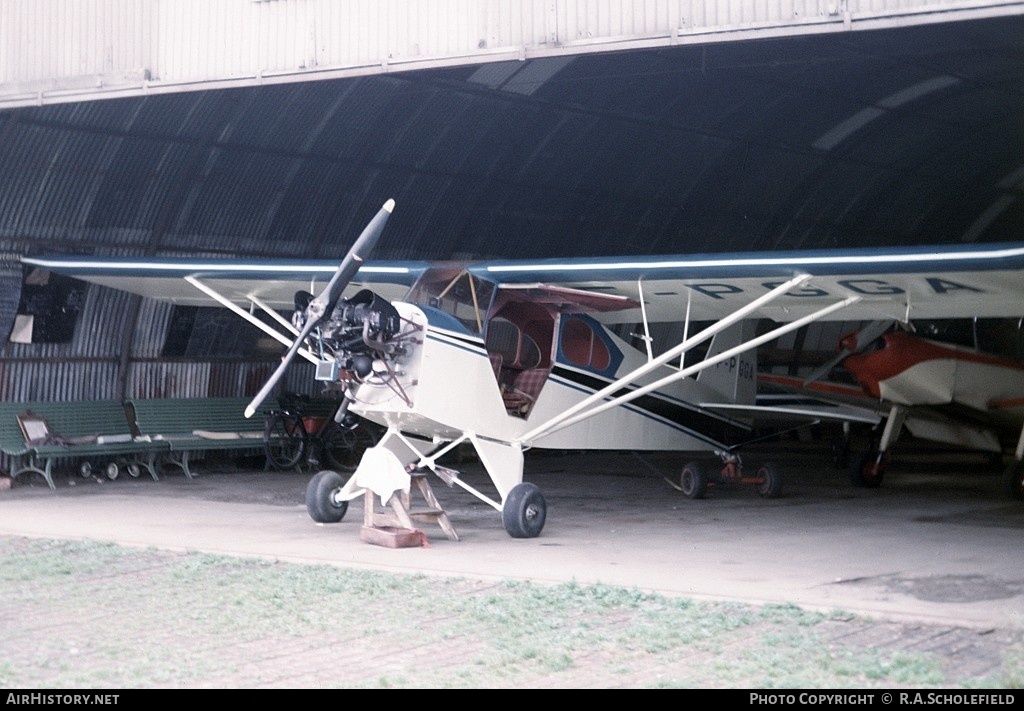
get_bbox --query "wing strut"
[636,278,654,362]
[521,291,861,445]
[184,276,321,365]
[519,274,812,443]
[248,295,301,337]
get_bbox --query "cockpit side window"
[561,316,610,370]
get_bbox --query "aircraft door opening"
[484,301,555,418]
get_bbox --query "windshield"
[405,268,496,334]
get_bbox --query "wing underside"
[23,242,1024,324]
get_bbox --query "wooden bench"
[127,397,265,480]
[0,400,164,490]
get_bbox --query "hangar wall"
[2,0,1019,108]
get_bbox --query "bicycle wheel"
[320,421,377,471]
[263,413,306,470]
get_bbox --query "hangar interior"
[0,1,1021,423]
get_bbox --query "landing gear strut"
[851,405,905,489]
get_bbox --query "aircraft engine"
[299,288,404,378]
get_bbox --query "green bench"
[0,400,164,490]
[127,397,265,480]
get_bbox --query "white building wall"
[1,0,1021,107]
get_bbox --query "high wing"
[477,242,1024,324]
[24,242,1024,325]
[20,255,429,309]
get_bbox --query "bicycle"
[262,394,377,472]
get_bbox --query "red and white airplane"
[25,199,1024,537]
[762,324,1024,497]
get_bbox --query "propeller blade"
[306,199,395,325]
[844,319,893,353]
[801,349,852,386]
[244,198,395,418]
[802,319,893,386]
[244,317,320,418]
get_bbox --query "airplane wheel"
[502,482,546,538]
[79,462,93,478]
[756,462,783,498]
[306,470,348,523]
[127,462,141,478]
[679,461,707,499]
[1004,460,1024,500]
[851,449,887,488]
[105,462,120,480]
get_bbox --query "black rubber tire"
[502,482,547,538]
[264,413,306,470]
[305,470,348,523]
[756,462,783,498]
[851,449,887,488]
[1004,460,1024,500]
[679,461,707,499]
[320,422,377,472]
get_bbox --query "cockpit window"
[406,268,495,334]
[561,316,610,370]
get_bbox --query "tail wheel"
[679,461,707,499]
[756,462,783,498]
[852,449,888,488]
[502,483,547,538]
[305,470,348,523]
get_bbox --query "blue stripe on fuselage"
[424,329,739,448]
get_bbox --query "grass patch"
[0,536,1020,688]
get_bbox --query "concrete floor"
[2,445,1023,631]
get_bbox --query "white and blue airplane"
[25,199,1024,538]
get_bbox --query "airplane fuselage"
[349,302,753,453]
[844,332,1024,428]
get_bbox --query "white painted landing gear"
[319,428,550,539]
